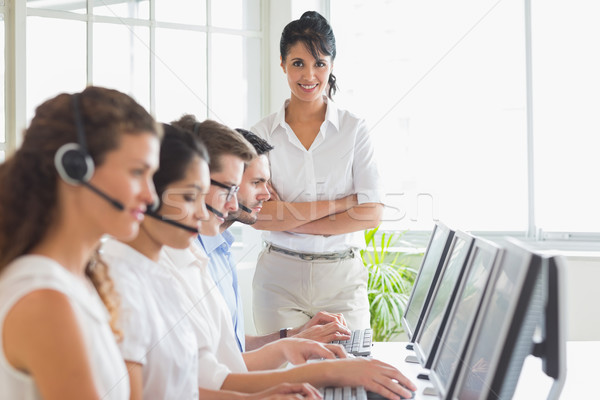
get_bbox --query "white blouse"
[0,255,130,400]
[160,242,248,391]
[102,239,199,400]
[251,96,383,253]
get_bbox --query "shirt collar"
[269,96,340,137]
[160,242,208,271]
[198,230,234,255]
[102,238,167,276]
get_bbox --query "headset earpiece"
[54,142,94,185]
[55,93,95,185]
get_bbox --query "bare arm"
[221,358,416,400]
[199,383,322,399]
[242,338,344,371]
[125,362,143,400]
[3,290,102,400]
[289,203,384,236]
[252,192,358,232]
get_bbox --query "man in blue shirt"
[200,129,351,352]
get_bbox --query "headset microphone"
[206,204,224,219]
[81,181,125,211]
[144,211,199,233]
[238,203,252,214]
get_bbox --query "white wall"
[563,256,600,341]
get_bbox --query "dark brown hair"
[280,11,338,98]
[0,86,160,339]
[172,115,256,172]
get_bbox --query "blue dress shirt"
[198,231,245,352]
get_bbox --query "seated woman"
[102,124,321,400]
[0,86,161,399]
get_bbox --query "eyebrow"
[183,184,207,192]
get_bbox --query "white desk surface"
[371,341,600,399]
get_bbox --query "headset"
[237,203,253,214]
[54,93,125,211]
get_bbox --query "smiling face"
[201,154,244,236]
[229,155,271,225]
[83,132,160,241]
[143,156,210,249]
[281,42,333,104]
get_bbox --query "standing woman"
[0,87,161,399]
[251,11,383,334]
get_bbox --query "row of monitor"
[400,222,566,400]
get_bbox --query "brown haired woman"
[0,86,160,400]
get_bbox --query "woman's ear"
[280,56,286,73]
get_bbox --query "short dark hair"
[172,115,256,173]
[235,128,274,156]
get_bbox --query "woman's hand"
[246,383,323,400]
[324,358,417,400]
[278,338,347,365]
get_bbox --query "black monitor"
[413,231,475,369]
[401,222,455,343]
[450,240,566,400]
[428,238,502,398]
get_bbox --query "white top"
[102,239,199,400]
[0,255,130,400]
[251,97,383,252]
[160,243,248,390]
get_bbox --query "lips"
[299,83,318,91]
[132,207,146,222]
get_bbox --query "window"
[0,6,5,162]
[331,0,597,238]
[15,0,262,144]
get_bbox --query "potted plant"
[361,226,420,342]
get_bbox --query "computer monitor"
[428,238,502,399]
[450,240,566,400]
[401,222,455,343]
[413,231,475,369]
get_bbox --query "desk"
[371,341,600,399]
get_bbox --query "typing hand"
[279,338,347,365]
[247,382,323,400]
[294,311,348,334]
[330,358,417,400]
[293,321,351,343]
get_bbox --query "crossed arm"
[253,183,383,235]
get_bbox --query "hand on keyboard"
[325,357,417,400]
[292,311,351,343]
[249,382,322,400]
[295,321,352,343]
[331,328,373,356]
[277,337,348,365]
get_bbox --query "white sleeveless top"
[0,255,130,400]
[102,239,199,399]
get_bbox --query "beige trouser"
[252,246,371,335]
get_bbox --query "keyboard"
[332,328,373,356]
[320,386,367,400]
[320,386,415,400]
